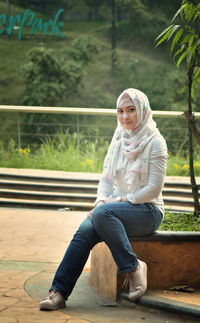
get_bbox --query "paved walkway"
[0,207,199,323]
[0,208,89,323]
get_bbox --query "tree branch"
[184,111,200,145]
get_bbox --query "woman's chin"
[123,124,134,130]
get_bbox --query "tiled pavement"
[0,208,90,323]
[0,207,199,323]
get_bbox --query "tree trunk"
[184,111,200,145]
[88,11,93,21]
[187,68,200,216]
[94,3,99,21]
[116,5,122,21]
[6,0,11,18]
[111,0,116,69]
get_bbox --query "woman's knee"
[75,218,100,246]
[92,204,112,230]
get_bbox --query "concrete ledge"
[90,231,200,301]
[120,292,200,318]
[130,231,200,241]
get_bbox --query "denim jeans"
[51,202,163,299]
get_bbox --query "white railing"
[0,105,200,118]
[0,105,200,153]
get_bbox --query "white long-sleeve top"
[95,136,168,214]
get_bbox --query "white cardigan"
[95,136,168,214]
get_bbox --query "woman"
[40,88,168,311]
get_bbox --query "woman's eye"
[129,108,136,112]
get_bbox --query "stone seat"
[90,231,200,300]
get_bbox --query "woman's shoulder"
[151,133,168,153]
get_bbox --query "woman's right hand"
[87,208,94,219]
[86,201,105,219]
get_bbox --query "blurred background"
[0,0,199,176]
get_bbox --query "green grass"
[167,153,200,177]
[0,132,109,173]
[1,132,200,177]
[160,212,200,231]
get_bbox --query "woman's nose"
[123,112,129,119]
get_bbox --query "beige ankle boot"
[40,290,65,310]
[125,259,147,302]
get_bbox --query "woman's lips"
[123,122,132,125]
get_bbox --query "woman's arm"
[126,154,167,204]
[119,137,168,204]
[94,176,113,206]
[87,177,114,218]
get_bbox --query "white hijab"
[102,88,167,191]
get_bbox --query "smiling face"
[117,106,137,130]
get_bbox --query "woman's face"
[117,106,137,130]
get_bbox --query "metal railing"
[0,105,200,154]
[1,105,200,117]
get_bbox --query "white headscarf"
[102,88,167,191]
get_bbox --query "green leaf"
[191,82,195,99]
[188,35,194,49]
[170,28,183,53]
[187,50,193,66]
[191,42,197,53]
[197,39,200,47]
[175,45,185,57]
[194,67,200,80]
[180,3,188,20]
[177,50,188,68]
[167,25,181,41]
[181,34,190,45]
[180,85,187,94]
[155,24,174,42]
[172,4,187,22]
[185,6,194,22]
[193,11,200,21]
[155,27,174,47]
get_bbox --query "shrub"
[62,35,101,66]
[19,47,83,107]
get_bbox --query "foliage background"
[0,0,199,164]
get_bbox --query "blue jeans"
[51,202,163,299]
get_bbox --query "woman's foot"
[126,259,147,302]
[40,290,66,310]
